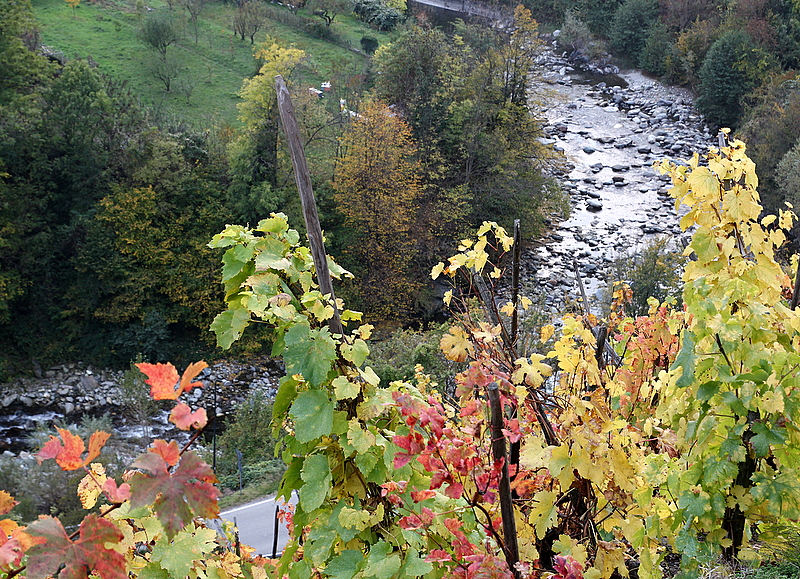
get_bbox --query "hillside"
[31,0,382,123]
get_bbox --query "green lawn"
[31,0,389,124]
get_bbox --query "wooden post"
[511,219,521,347]
[274,75,343,336]
[487,383,520,578]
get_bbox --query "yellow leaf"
[77,463,107,509]
[431,262,445,280]
[540,324,555,343]
[529,490,559,536]
[512,354,552,387]
[440,327,474,362]
[499,301,515,316]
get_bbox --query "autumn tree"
[333,101,422,321]
[227,39,306,224]
[65,0,80,18]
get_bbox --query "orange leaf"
[179,361,208,395]
[0,491,17,516]
[169,403,208,431]
[137,362,181,400]
[85,432,110,465]
[36,429,110,471]
[149,440,181,467]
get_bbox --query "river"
[526,47,710,314]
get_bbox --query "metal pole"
[271,505,280,558]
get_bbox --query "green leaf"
[137,563,169,579]
[273,376,299,424]
[751,472,800,519]
[678,489,710,521]
[325,550,365,579]
[284,323,337,386]
[671,332,696,389]
[364,541,401,579]
[211,308,251,350]
[151,527,216,579]
[222,245,255,282]
[290,390,334,443]
[332,376,361,400]
[696,381,719,402]
[300,454,332,512]
[751,421,786,457]
[278,457,304,501]
[304,525,337,567]
[341,339,369,367]
[401,549,433,577]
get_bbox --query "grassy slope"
[32,0,388,124]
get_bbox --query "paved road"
[220,493,296,558]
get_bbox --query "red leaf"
[26,515,126,579]
[149,439,181,466]
[36,429,110,471]
[102,479,131,503]
[137,362,181,400]
[425,549,452,563]
[129,450,219,538]
[169,403,208,430]
[0,491,17,516]
[0,537,22,571]
[410,490,436,502]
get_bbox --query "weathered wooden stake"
[511,219,521,347]
[275,75,343,336]
[488,382,520,578]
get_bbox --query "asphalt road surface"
[220,493,295,557]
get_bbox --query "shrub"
[352,0,402,31]
[697,30,774,129]
[360,35,379,54]
[216,390,281,482]
[610,237,685,317]
[608,0,659,61]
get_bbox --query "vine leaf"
[26,514,126,579]
[283,323,337,386]
[129,450,219,538]
[37,428,110,471]
[0,491,17,515]
[289,390,334,443]
[150,439,181,466]
[169,403,208,430]
[136,361,207,400]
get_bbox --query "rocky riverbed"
[527,44,711,312]
[0,358,283,454]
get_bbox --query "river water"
[526,55,711,312]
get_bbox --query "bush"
[352,0,402,31]
[608,0,659,61]
[216,390,281,483]
[697,30,774,129]
[360,35,379,54]
[610,237,685,317]
[638,22,674,78]
[368,325,462,398]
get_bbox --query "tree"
[333,101,423,320]
[65,0,80,18]
[148,54,182,92]
[306,0,352,26]
[609,0,659,61]
[182,0,209,44]
[139,11,179,58]
[232,0,268,44]
[696,30,773,129]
